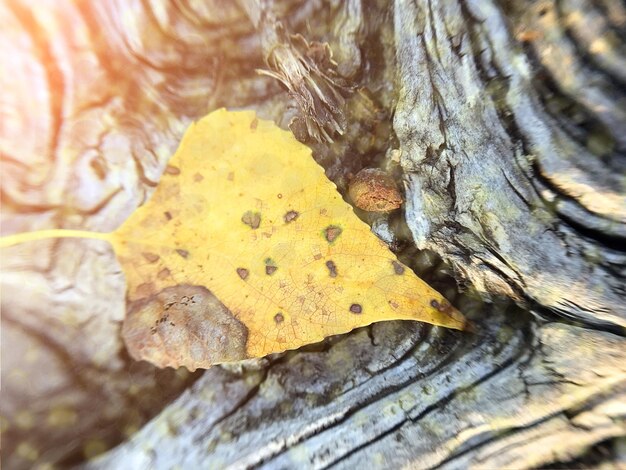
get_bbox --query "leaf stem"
[0,229,110,248]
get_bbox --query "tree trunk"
[1,0,624,469]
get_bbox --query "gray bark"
[1,0,624,469]
[87,312,626,469]
[394,0,626,330]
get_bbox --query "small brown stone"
[123,285,249,370]
[348,168,403,212]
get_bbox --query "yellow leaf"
[110,109,468,368]
[0,109,469,370]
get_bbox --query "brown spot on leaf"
[284,210,299,223]
[349,303,362,314]
[237,268,249,280]
[193,172,204,182]
[176,249,189,258]
[250,118,258,130]
[227,172,234,181]
[324,225,342,243]
[325,260,338,278]
[157,268,171,280]
[142,252,160,263]
[313,253,323,260]
[164,211,173,221]
[264,258,278,275]
[392,260,405,275]
[242,211,261,229]
[274,312,284,324]
[123,285,248,370]
[277,193,283,199]
[431,298,454,314]
[165,165,181,175]
[389,300,399,309]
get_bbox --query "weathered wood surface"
[394,0,626,330]
[1,0,625,468]
[88,312,626,469]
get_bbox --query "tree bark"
[0,0,624,469]
[394,0,626,331]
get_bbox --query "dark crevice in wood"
[192,366,270,445]
[240,333,462,466]
[526,48,626,166]
[555,0,626,89]
[531,302,626,337]
[541,436,625,469]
